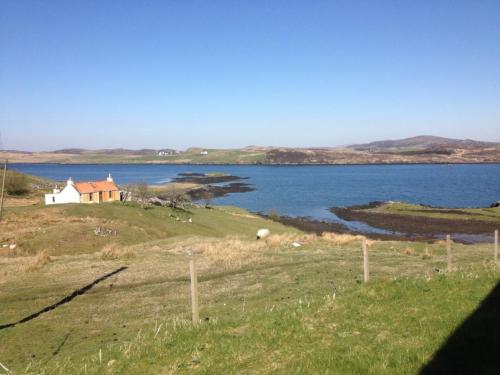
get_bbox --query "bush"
[25,250,52,272]
[5,170,30,195]
[100,243,135,260]
[160,188,191,209]
[268,208,280,221]
[135,182,150,209]
[201,189,213,208]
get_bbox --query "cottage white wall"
[45,184,81,205]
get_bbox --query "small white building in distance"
[45,174,120,205]
[200,150,208,155]
[157,149,177,156]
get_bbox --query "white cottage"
[45,174,120,205]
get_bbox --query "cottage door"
[99,192,103,202]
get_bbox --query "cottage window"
[52,197,55,203]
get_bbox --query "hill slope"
[349,135,500,151]
[2,135,500,164]
[1,200,499,374]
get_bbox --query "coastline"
[7,161,500,166]
[258,213,442,243]
[329,201,500,244]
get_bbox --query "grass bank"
[1,199,500,373]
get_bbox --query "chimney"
[67,177,74,186]
[107,173,113,182]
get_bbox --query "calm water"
[11,163,500,221]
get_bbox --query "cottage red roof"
[74,180,118,194]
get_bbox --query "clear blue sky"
[1,0,499,150]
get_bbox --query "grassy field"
[2,168,55,208]
[133,149,268,164]
[1,197,500,373]
[0,148,268,165]
[1,202,293,256]
[372,202,500,223]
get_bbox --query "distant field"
[375,202,500,222]
[3,141,500,165]
[0,149,269,164]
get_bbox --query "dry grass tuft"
[167,233,314,270]
[25,250,52,272]
[404,247,415,256]
[422,247,433,260]
[264,233,317,247]
[0,244,26,257]
[321,232,376,246]
[100,243,136,260]
[190,236,268,269]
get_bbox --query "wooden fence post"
[494,230,498,264]
[0,159,7,222]
[446,235,452,272]
[189,255,199,323]
[363,238,369,282]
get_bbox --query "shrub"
[268,208,280,222]
[201,189,213,208]
[25,250,52,272]
[322,232,366,245]
[100,243,135,260]
[5,171,30,195]
[422,247,433,260]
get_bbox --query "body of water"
[10,163,500,221]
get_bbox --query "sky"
[1,0,500,151]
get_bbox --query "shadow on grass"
[420,280,500,374]
[52,332,71,356]
[0,266,127,331]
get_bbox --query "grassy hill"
[2,135,500,164]
[0,148,269,165]
[1,194,500,373]
[349,135,500,151]
[1,202,293,256]
[1,167,56,207]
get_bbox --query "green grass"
[3,202,293,256]
[2,202,500,374]
[4,168,53,185]
[77,270,499,375]
[2,251,498,374]
[372,202,500,222]
[2,148,268,164]
[134,149,267,164]
[40,149,269,164]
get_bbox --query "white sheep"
[256,228,270,240]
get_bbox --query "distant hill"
[349,135,500,151]
[52,148,87,154]
[53,148,160,155]
[3,135,500,164]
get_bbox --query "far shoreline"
[8,161,500,166]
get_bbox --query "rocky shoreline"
[187,182,255,200]
[173,173,249,185]
[262,214,432,242]
[330,201,499,243]
[175,173,255,200]
[161,172,498,244]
